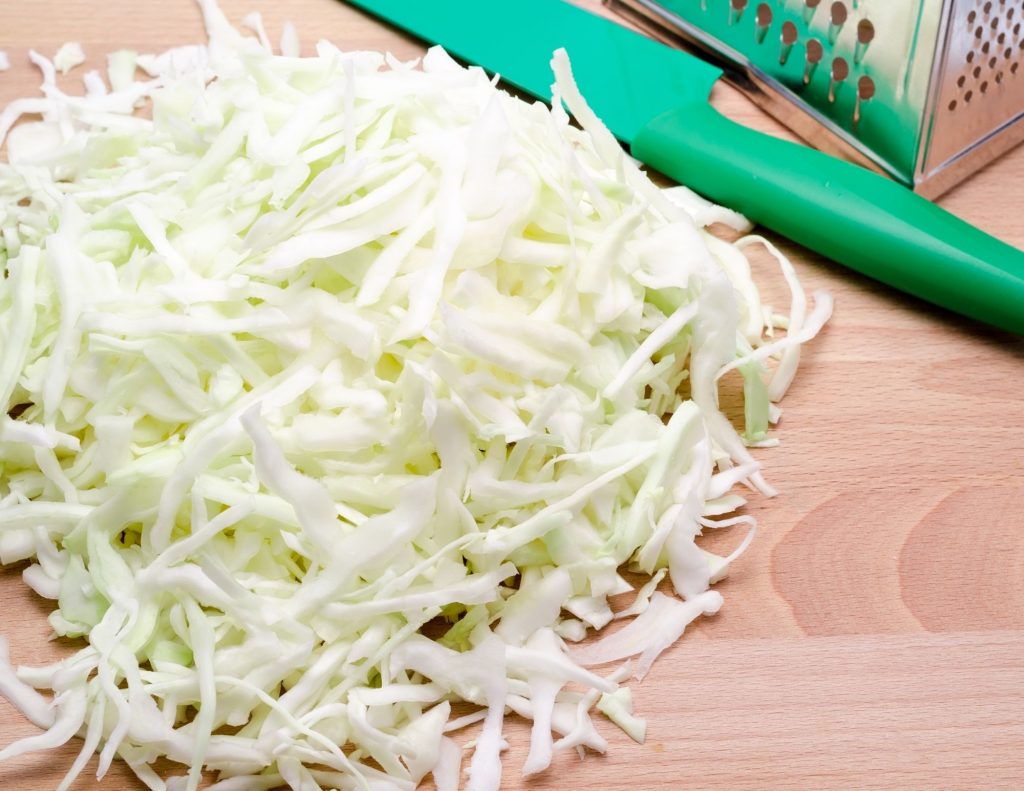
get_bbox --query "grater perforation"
[607,0,1024,197]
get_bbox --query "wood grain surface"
[2,1,1023,789]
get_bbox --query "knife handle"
[632,101,1024,335]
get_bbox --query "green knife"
[343,0,1024,335]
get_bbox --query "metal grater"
[607,0,1024,197]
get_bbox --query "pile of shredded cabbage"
[0,2,831,789]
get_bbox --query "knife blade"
[344,0,1024,335]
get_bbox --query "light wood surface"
[2,1,1023,789]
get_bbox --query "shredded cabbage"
[0,2,831,789]
[53,43,87,76]
[596,687,646,744]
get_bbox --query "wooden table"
[2,1,1023,789]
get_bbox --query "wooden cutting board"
[2,1,1022,789]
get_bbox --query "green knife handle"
[633,102,1024,334]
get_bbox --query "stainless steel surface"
[923,0,1024,186]
[608,0,1024,197]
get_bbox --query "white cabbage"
[53,42,86,75]
[0,2,830,789]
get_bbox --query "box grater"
[607,0,1024,197]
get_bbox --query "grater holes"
[853,75,873,126]
[755,3,773,42]
[853,17,873,64]
[857,19,875,44]
[827,2,847,45]
[803,38,823,84]
[729,0,749,25]
[951,0,1018,110]
[857,75,875,101]
[779,20,798,65]
[806,38,824,64]
[827,56,848,103]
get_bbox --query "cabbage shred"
[0,2,831,789]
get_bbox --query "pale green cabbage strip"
[0,2,831,789]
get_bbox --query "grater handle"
[633,102,1024,335]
